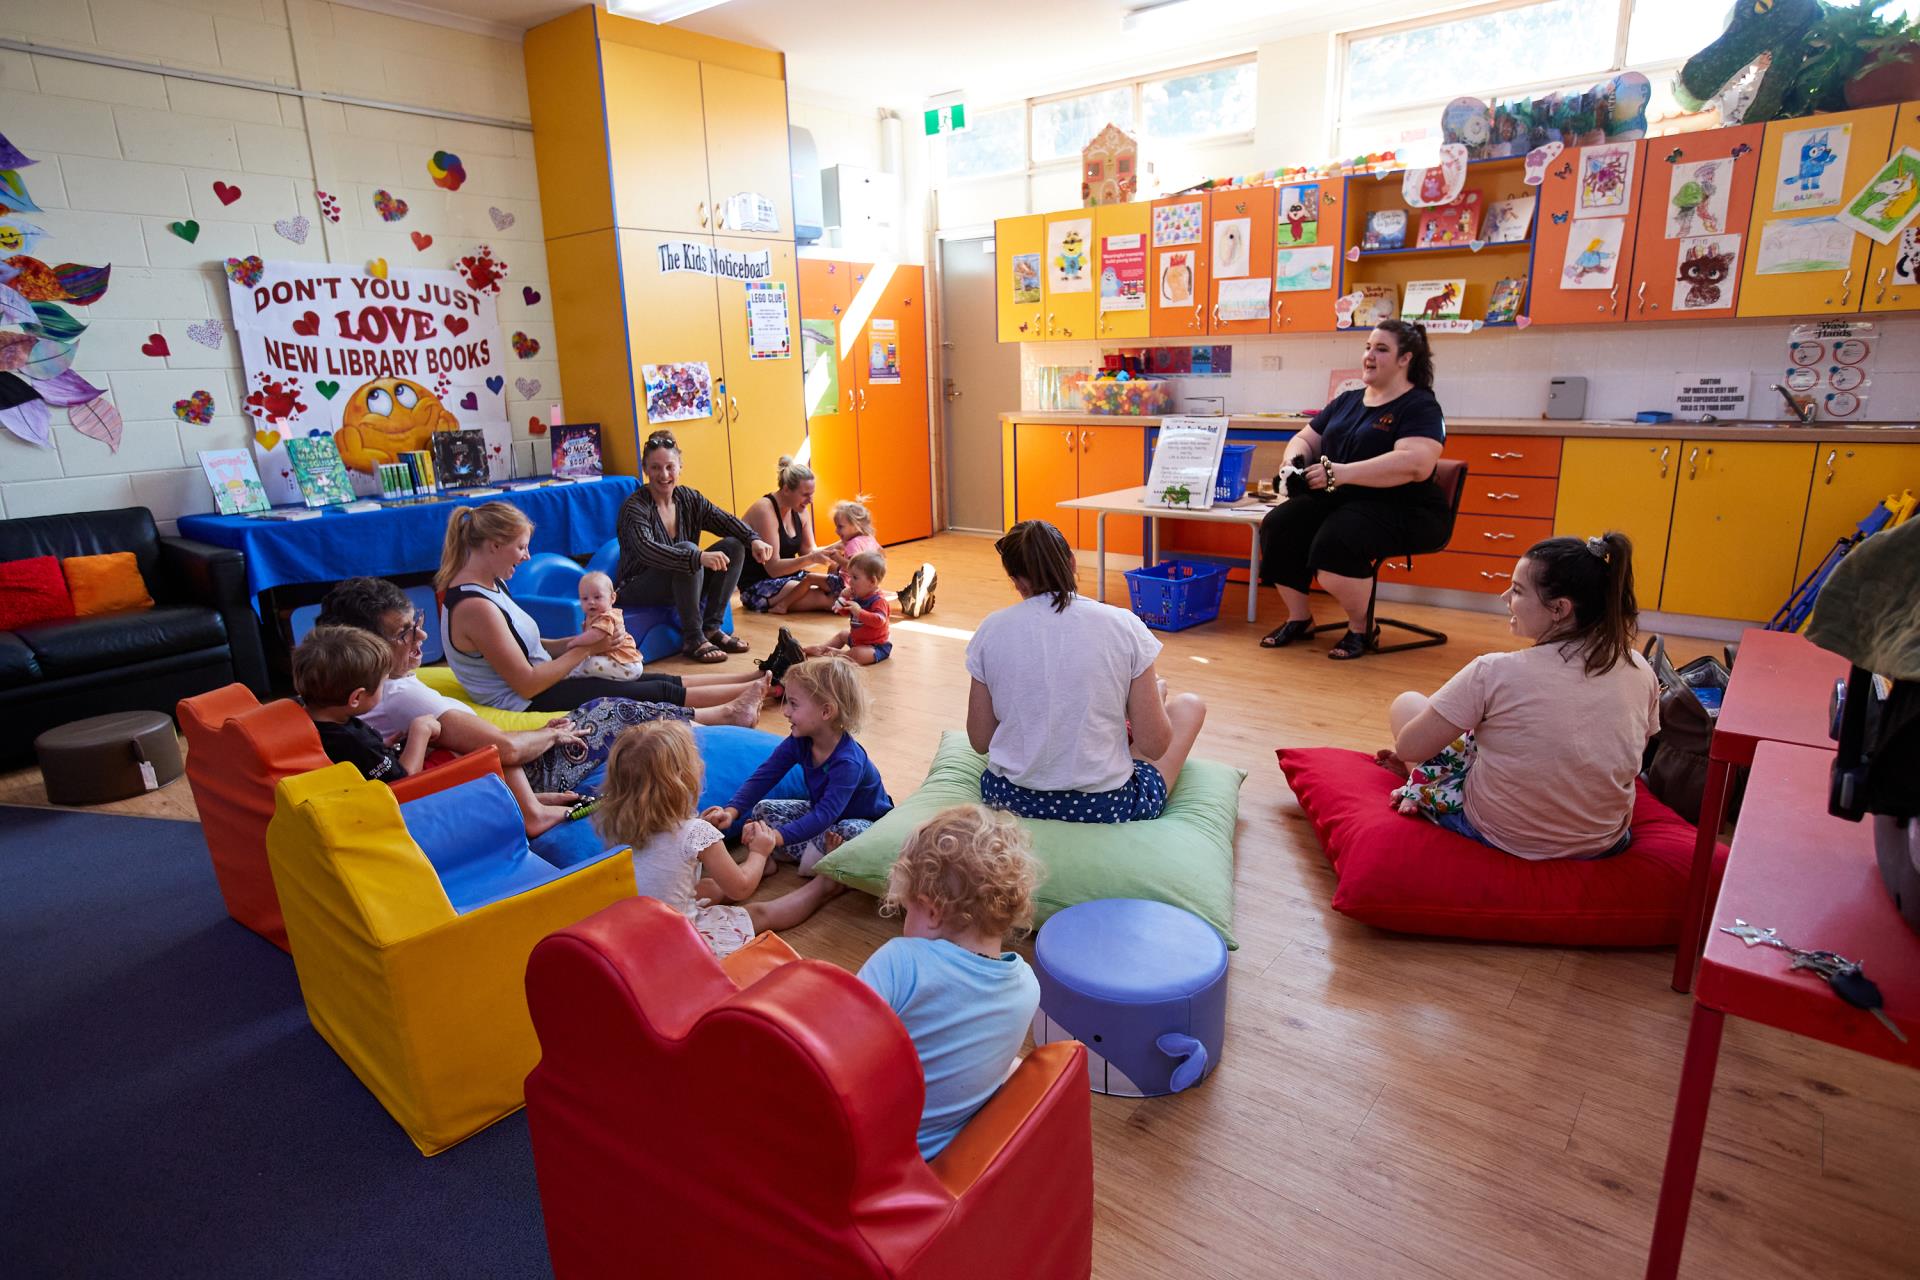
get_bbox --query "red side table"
[1671,628,1850,992]
[1645,741,1919,1280]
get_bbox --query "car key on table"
[1722,920,1907,1044]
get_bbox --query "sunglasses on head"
[646,431,677,449]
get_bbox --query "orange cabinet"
[1208,186,1274,336]
[1272,178,1342,334]
[852,261,934,542]
[1626,124,1765,323]
[994,214,1045,342]
[1444,434,1561,478]
[1531,140,1647,325]
[1379,550,1517,595]
[798,257,861,543]
[1149,194,1209,337]
[1010,422,1144,555]
[1457,475,1558,520]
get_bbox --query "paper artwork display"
[745,281,790,360]
[549,422,602,479]
[1895,226,1920,288]
[1576,144,1635,218]
[1482,196,1535,244]
[228,260,512,505]
[867,317,901,385]
[800,319,838,417]
[1047,217,1092,294]
[1351,284,1397,328]
[1665,159,1732,239]
[1152,200,1203,247]
[1145,416,1229,510]
[1158,250,1197,308]
[1561,217,1627,289]
[1273,247,1335,293]
[1417,191,1482,247]
[1402,144,1468,208]
[1523,141,1565,186]
[1401,279,1464,322]
[1775,124,1850,212]
[1327,368,1365,400]
[641,361,714,424]
[1211,217,1251,279]
[431,428,489,488]
[1754,215,1853,275]
[1082,124,1139,206]
[1216,277,1270,322]
[1484,277,1525,324]
[1276,185,1320,246]
[285,436,356,508]
[1099,234,1146,312]
[1010,252,1041,304]
[198,448,269,515]
[1361,210,1407,251]
[1837,146,1920,245]
[723,192,779,233]
[1673,234,1740,311]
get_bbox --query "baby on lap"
[575,570,646,680]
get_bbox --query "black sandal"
[1327,627,1381,660]
[707,630,751,654]
[682,640,728,664]
[1260,619,1315,649]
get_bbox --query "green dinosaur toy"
[1678,0,1920,124]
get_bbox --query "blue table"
[178,478,639,602]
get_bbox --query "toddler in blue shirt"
[857,804,1043,1161]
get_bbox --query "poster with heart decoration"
[228,260,512,505]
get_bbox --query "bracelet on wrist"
[1321,458,1338,492]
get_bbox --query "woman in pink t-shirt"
[1379,531,1660,861]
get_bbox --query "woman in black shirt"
[1258,320,1449,659]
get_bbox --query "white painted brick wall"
[1,0,562,533]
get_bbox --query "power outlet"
[1260,355,1283,371]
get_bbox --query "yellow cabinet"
[602,41,713,235]
[996,215,1044,343]
[1862,100,1920,313]
[1042,210,1097,340]
[1737,106,1896,318]
[714,236,806,510]
[1660,441,1814,621]
[1094,202,1151,341]
[1553,437,1681,590]
[619,229,731,511]
[1796,441,1920,577]
[702,63,795,241]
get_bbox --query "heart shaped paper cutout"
[485,375,504,395]
[141,333,170,358]
[1515,315,1532,329]
[490,207,516,231]
[186,319,223,349]
[168,220,200,243]
[368,258,388,279]
[255,430,282,451]
[515,377,541,399]
[511,331,540,358]
[528,415,547,435]
[444,316,469,336]
[411,230,433,251]
[315,379,340,399]
[373,190,408,222]
[213,181,242,206]
[291,311,320,337]
[274,215,310,245]
[173,389,215,425]
[522,286,541,306]
[224,256,264,286]
[1468,239,1486,253]
[1345,245,1361,262]
[460,391,479,411]
[316,190,341,222]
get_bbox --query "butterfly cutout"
[1550,211,1569,224]
[1552,161,1573,179]
[1665,148,1684,164]
[1731,143,1752,159]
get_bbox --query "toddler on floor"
[574,570,647,681]
[825,498,938,619]
[858,803,1042,1161]
[702,656,893,875]
[597,719,843,957]
[806,551,892,665]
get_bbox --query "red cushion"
[1275,746,1728,946]
[0,555,75,630]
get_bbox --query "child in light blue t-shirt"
[857,804,1042,1161]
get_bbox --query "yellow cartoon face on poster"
[334,377,460,472]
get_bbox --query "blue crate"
[1123,559,1229,632]
[1214,443,1256,502]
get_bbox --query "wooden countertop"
[999,411,1920,442]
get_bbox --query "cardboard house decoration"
[1082,123,1139,206]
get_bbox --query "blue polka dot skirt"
[979,759,1169,825]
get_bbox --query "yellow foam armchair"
[266,763,636,1155]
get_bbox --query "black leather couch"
[1,507,269,767]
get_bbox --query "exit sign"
[923,103,967,136]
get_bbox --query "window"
[1624,0,1734,66]
[1142,62,1257,145]
[940,104,1027,181]
[1032,87,1135,164]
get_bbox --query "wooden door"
[602,43,711,235]
[1737,105,1896,317]
[1552,436,1680,592]
[1148,194,1209,337]
[1013,422,1081,537]
[1208,186,1275,335]
[1862,101,1920,313]
[1661,441,1814,620]
[854,263,934,542]
[1626,124,1765,323]
[714,235,806,517]
[1273,178,1342,334]
[620,229,732,511]
[995,215,1045,342]
[1796,441,1920,577]
[1531,140,1645,325]
[1093,202,1151,341]
[1041,210,1097,340]
[1074,425,1144,555]
[700,63,794,242]
[797,258,859,542]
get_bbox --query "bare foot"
[802,643,830,657]
[525,802,572,838]
[716,684,762,727]
[752,671,774,700]
[535,791,580,807]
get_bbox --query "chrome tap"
[1771,383,1817,424]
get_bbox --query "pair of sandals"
[1259,617,1380,660]
[682,630,751,664]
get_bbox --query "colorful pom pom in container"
[1080,376,1174,416]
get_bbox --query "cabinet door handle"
[1875,267,1889,304]
[1479,570,1512,581]
[1211,303,1221,325]
[1047,312,1055,336]
[1839,268,1853,307]
[857,388,866,410]
[1657,445,1670,478]
[1272,296,1284,320]
[847,388,856,410]
[1488,451,1524,460]
[1481,531,1516,541]
[1079,430,1090,450]
[1382,561,1412,573]
[1192,304,1202,329]
[1486,491,1520,501]
[1608,285,1619,314]
[1635,280,1647,314]
[698,200,708,227]
[1063,431,1073,451]
[1687,446,1699,478]
[1824,448,1837,484]
[728,395,740,423]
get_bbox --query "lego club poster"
[228,261,510,505]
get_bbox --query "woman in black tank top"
[740,458,841,614]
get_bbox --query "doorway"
[938,235,1021,533]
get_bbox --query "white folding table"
[1058,485,1272,623]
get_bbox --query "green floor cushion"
[814,730,1245,948]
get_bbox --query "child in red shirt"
[806,550,891,665]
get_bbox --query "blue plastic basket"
[1214,443,1256,502]
[1123,559,1229,632]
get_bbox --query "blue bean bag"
[508,548,734,662]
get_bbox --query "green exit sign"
[923,103,967,136]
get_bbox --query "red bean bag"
[1275,747,1727,946]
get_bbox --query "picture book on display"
[1484,277,1526,324]
[284,437,357,509]
[1482,195,1536,244]
[1361,210,1407,251]
[1417,191,1482,247]
[432,429,490,489]
[1352,283,1398,328]
[1402,279,1466,322]
[550,422,603,479]
[198,448,269,515]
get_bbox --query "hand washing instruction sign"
[1672,371,1749,421]
[1146,416,1228,510]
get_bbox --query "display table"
[177,478,638,603]
[1645,741,1917,1279]
[1671,627,1850,993]
[1059,485,1269,623]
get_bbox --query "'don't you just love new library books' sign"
[228,261,512,505]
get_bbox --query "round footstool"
[1030,898,1227,1097]
[34,710,184,806]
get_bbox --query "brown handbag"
[1641,636,1717,825]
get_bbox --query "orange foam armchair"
[523,897,1095,1279]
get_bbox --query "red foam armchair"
[524,898,1094,1280]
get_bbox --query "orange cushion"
[62,551,154,616]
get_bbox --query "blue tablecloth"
[177,477,639,601]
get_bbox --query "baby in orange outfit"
[575,570,647,680]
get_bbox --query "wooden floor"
[5,531,1916,1278]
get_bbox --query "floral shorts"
[1391,732,1632,858]
[740,572,808,612]
[749,798,875,874]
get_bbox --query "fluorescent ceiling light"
[607,0,733,22]
[1122,0,1189,30]
[1122,0,1295,34]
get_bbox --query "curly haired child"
[857,804,1043,1160]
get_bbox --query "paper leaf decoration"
[6,257,111,305]
[0,280,33,324]
[0,332,31,370]
[0,168,42,213]
[0,395,49,447]
[24,301,85,342]
[69,395,122,453]
[0,133,35,172]
[0,219,45,253]
[26,367,105,407]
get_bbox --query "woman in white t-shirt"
[1381,531,1660,860]
[965,520,1207,823]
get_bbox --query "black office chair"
[1311,458,1468,654]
